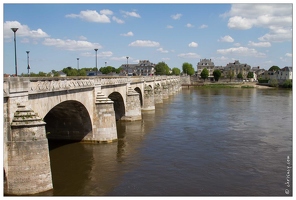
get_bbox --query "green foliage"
[247,72,254,78]
[237,72,243,79]
[171,67,181,75]
[155,62,170,75]
[200,68,209,81]
[269,79,278,87]
[228,70,234,81]
[268,65,280,71]
[258,78,269,83]
[282,79,292,88]
[99,66,118,74]
[182,62,195,76]
[213,69,221,81]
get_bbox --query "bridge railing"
[3,76,181,95]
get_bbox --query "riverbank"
[182,82,273,89]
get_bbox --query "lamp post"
[94,48,98,75]
[77,58,79,70]
[126,56,129,76]
[105,61,107,67]
[11,28,18,76]
[26,51,30,76]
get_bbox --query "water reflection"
[39,87,291,196]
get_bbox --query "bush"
[269,79,278,87]
[282,79,292,88]
[258,78,269,83]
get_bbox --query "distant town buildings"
[197,59,215,81]
[119,60,155,76]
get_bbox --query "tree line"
[20,61,195,77]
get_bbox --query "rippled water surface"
[43,87,292,196]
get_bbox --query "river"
[40,87,292,196]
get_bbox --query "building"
[223,60,251,79]
[276,67,292,80]
[120,60,155,76]
[197,59,215,81]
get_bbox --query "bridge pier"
[142,85,155,111]
[162,83,169,99]
[154,84,163,104]
[121,87,142,121]
[5,104,53,195]
[91,92,117,142]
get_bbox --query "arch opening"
[108,92,125,121]
[44,100,92,144]
[134,87,143,107]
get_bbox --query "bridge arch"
[108,92,125,121]
[134,87,143,107]
[44,100,92,142]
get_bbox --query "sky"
[2,1,294,75]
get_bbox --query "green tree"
[282,79,292,88]
[182,62,195,76]
[155,62,170,75]
[268,65,280,71]
[247,72,254,78]
[200,68,209,81]
[99,66,116,74]
[171,67,181,75]
[213,69,221,82]
[237,72,243,79]
[269,79,278,87]
[228,69,234,82]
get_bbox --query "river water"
[42,87,292,196]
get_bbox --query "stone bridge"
[3,76,181,195]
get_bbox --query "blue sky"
[2,2,293,75]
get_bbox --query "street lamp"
[94,48,98,75]
[105,61,107,67]
[26,51,30,76]
[77,58,79,70]
[126,56,129,76]
[11,28,18,76]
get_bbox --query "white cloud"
[223,4,292,42]
[219,35,234,43]
[110,56,129,61]
[285,53,292,57]
[186,23,194,28]
[188,42,198,48]
[120,31,134,36]
[233,43,241,47]
[177,52,200,59]
[128,40,160,47]
[79,35,87,41]
[248,41,271,47]
[258,26,292,42]
[166,25,174,29]
[161,58,170,61]
[65,10,111,23]
[3,21,49,39]
[42,38,102,51]
[112,16,124,24]
[217,46,266,58]
[98,51,113,57]
[199,24,208,29]
[100,9,113,15]
[171,13,182,20]
[121,10,141,18]
[157,48,169,53]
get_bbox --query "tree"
[182,62,195,76]
[268,66,280,71]
[200,68,209,81]
[155,62,170,75]
[247,72,254,79]
[99,66,116,74]
[237,72,243,80]
[228,69,234,82]
[213,69,221,82]
[171,68,181,75]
